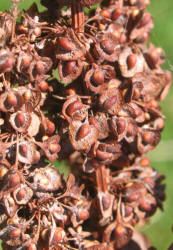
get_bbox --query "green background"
[0,0,173,249]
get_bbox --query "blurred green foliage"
[0,0,173,249]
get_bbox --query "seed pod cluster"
[0,0,171,249]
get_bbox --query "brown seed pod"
[9,111,31,133]
[30,165,62,192]
[35,135,60,162]
[95,33,120,62]
[85,64,115,94]
[131,71,168,102]
[13,184,33,205]
[99,87,124,115]
[137,128,161,154]
[3,194,18,217]
[89,112,109,140]
[130,11,153,42]
[56,29,86,61]
[69,121,98,151]
[18,141,37,164]
[58,59,84,84]
[62,95,89,123]
[0,49,14,73]
[0,91,24,113]
[118,47,145,78]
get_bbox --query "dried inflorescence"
[0,0,171,249]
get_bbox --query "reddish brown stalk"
[72,2,85,32]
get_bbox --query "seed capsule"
[53,228,65,244]
[34,27,41,36]
[77,210,89,221]
[100,40,115,55]
[102,195,111,211]
[19,144,28,157]
[9,173,20,188]
[104,96,118,109]
[16,189,25,200]
[46,121,55,135]
[27,244,37,250]
[140,157,150,167]
[101,9,111,19]
[114,225,126,238]
[0,166,8,179]
[117,118,126,134]
[9,228,21,238]
[6,93,17,107]
[112,8,122,21]
[39,81,48,92]
[35,61,45,74]
[59,37,75,51]
[64,61,76,75]
[22,56,32,68]
[15,112,25,127]
[66,100,83,116]
[142,132,154,144]
[92,71,104,85]
[49,143,60,154]
[77,124,91,140]
[127,54,137,69]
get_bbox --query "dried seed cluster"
[0,0,171,249]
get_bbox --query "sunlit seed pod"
[127,54,137,69]
[102,195,112,211]
[77,210,89,221]
[18,24,28,33]
[41,228,49,241]
[66,100,83,116]
[40,176,50,186]
[112,8,122,21]
[0,49,14,73]
[140,157,150,167]
[64,60,77,75]
[100,40,115,55]
[142,132,154,144]
[46,120,55,135]
[35,61,45,74]
[0,166,8,180]
[131,9,140,19]
[22,56,32,68]
[39,81,49,92]
[114,225,127,238]
[101,9,111,19]
[49,143,60,154]
[99,23,106,31]
[33,150,40,163]
[117,118,126,134]
[104,95,119,109]
[16,189,26,200]
[9,228,21,238]
[139,199,153,211]
[7,197,15,207]
[33,27,41,36]
[23,90,31,102]
[27,244,37,250]
[77,124,91,140]
[58,37,75,51]
[92,71,105,85]
[53,228,65,244]
[19,144,28,157]
[9,173,20,188]
[6,93,18,107]
[42,135,49,141]
[15,112,25,127]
